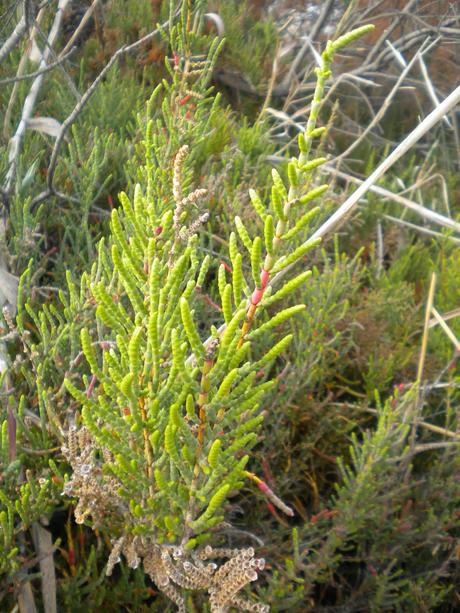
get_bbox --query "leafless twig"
[384,215,460,244]
[0,16,27,65]
[3,4,47,140]
[320,164,460,235]
[0,46,77,85]
[0,0,48,65]
[29,13,176,209]
[59,0,100,58]
[4,0,71,195]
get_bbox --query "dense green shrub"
[1,1,459,611]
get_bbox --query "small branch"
[4,0,71,194]
[431,307,460,352]
[59,0,100,58]
[321,164,460,235]
[0,16,27,65]
[352,405,460,441]
[34,22,81,101]
[412,441,460,454]
[0,0,49,65]
[418,53,453,128]
[3,5,47,141]
[417,273,436,387]
[384,214,460,244]
[403,272,436,480]
[30,14,175,209]
[0,47,77,85]
[429,308,460,329]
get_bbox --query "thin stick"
[0,17,27,65]
[431,307,460,352]
[376,221,383,276]
[34,21,81,101]
[0,47,77,85]
[418,53,452,128]
[29,14,175,209]
[428,308,460,329]
[412,441,460,453]
[359,406,460,441]
[417,273,436,386]
[59,0,100,58]
[4,0,71,193]
[256,43,280,124]
[3,6,47,140]
[0,0,49,65]
[404,272,436,469]
[384,214,460,244]
[321,165,460,234]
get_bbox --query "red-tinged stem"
[238,266,271,348]
[245,470,294,517]
[85,374,97,398]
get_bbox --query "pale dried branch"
[428,308,460,329]
[384,214,460,244]
[431,307,460,352]
[0,0,49,65]
[4,0,71,195]
[58,0,100,58]
[29,12,176,209]
[418,53,453,128]
[0,16,27,65]
[0,46,77,85]
[3,5,47,140]
[356,405,460,442]
[320,164,460,235]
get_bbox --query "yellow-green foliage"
[60,16,372,553]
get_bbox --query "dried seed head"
[173,145,189,203]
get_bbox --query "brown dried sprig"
[62,426,126,528]
[179,211,209,242]
[170,145,208,263]
[172,144,189,203]
[104,536,269,612]
[63,426,269,612]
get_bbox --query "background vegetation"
[1,0,459,611]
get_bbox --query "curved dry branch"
[29,13,176,210]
